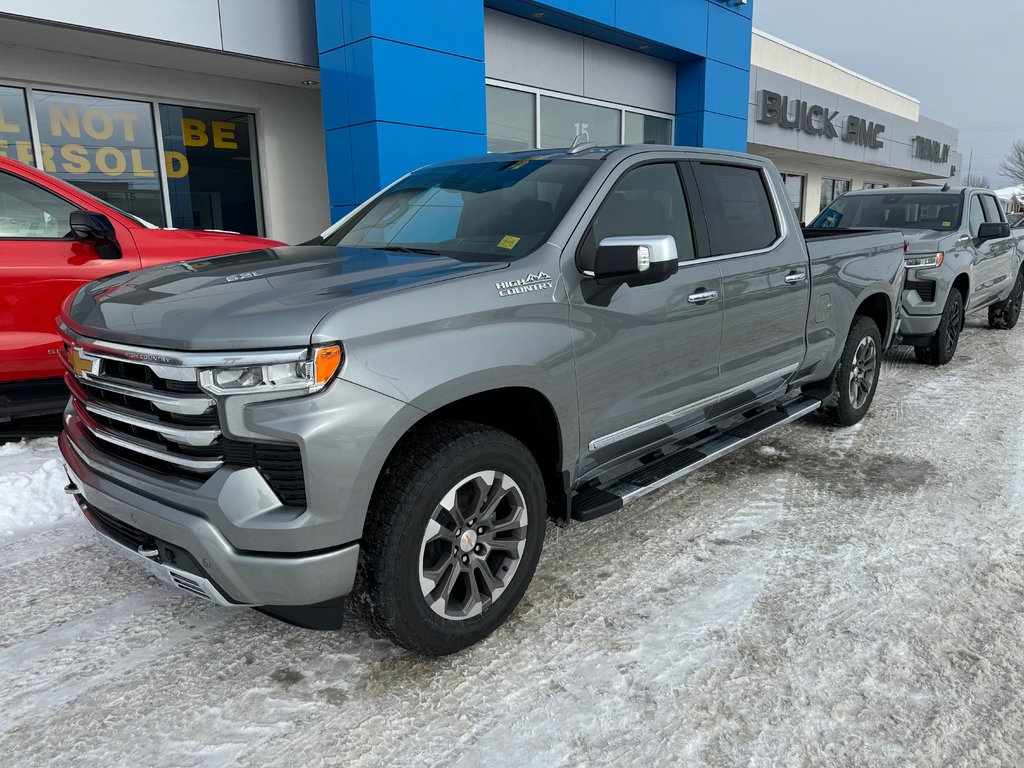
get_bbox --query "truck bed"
[802,227,904,262]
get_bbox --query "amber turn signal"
[313,344,343,386]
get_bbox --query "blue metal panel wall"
[316,0,753,220]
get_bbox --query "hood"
[64,246,508,350]
[903,229,964,255]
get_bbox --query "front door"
[565,160,723,478]
[689,161,809,402]
[972,193,1016,306]
[0,170,138,383]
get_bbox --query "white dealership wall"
[0,10,329,244]
[749,30,962,223]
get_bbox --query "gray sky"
[753,0,1023,188]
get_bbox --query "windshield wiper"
[378,245,443,256]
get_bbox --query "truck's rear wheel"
[988,269,1023,330]
[820,315,881,427]
[355,421,546,655]
[915,288,963,365]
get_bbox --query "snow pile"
[0,438,78,537]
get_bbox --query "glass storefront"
[32,90,165,226]
[624,112,673,145]
[486,82,674,152]
[486,86,535,153]
[0,86,33,165]
[820,177,852,210]
[159,105,263,234]
[0,83,265,235]
[781,173,805,218]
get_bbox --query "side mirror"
[585,235,679,286]
[977,221,1010,242]
[70,211,121,259]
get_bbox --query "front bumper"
[61,430,359,606]
[897,311,942,345]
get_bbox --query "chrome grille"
[61,342,223,478]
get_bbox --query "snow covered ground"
[4,319,1024,767]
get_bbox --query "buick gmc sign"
[757,89,886,150]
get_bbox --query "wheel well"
[854,293,891,342]
[414,388,566,518]
[951,273,970,302]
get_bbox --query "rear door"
[687,161,809,406]
[0,169,140,382]
[566,159,723,477]
[976,193,1016,304]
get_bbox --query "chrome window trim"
[588,364,799,452]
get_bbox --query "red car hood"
[130,227,283,267]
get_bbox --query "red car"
[0,156,282,421]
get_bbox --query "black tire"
[988,269,1024,330]
[355,421,546,656]
[820,315,882,427]
[916,288,964,366]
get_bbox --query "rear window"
[693,163,779,255]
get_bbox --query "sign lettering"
[758,89,885,149]
[913,136,950,164]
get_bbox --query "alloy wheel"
[848,335,877,410]
[418,470,529,620]
[945,295,963,354]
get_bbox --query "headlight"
[904,252,943,269]
[198,344,343,397]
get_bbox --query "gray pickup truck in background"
[813,186,1024,364]
[59,145,906,655]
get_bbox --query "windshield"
[811,192,963,232]
[322,157,602,260]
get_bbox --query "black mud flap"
[256,597,347,631]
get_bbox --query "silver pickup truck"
[813,186,1024,364]
[59,145,905,655]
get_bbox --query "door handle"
[784,271,807,285]
[687,290,719,304]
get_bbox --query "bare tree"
[961,173,991,189]
[999,139,1024,185]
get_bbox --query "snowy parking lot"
[3,318,1024,767]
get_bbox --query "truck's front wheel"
[915,288,964,365]
[355,421,546,655]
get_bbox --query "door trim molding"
[587,363,799,452]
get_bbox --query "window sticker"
[497,235,521,250]
[942,221,951,227]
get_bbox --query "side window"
[586,163,695,262]
[968,195,985,238]
[693,163,780,255]
[981,195,1004,224]
[0,172,77,239]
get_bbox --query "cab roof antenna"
[568,133,597,154]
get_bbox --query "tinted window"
[694,163,779,255]
[812,192,963,232]
[968,195,985,238]
[0,171,77,238]
[325,158,601,261]
[981,195,1003,224]
[585,163,694,262]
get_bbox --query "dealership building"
[0,0,959,242]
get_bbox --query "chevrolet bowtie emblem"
[68,347,94,377]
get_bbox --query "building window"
[485,80,674,152]
[862,182,888,189]
[31,90,165,226]
[820,177,852,210]
[540,95,620,148]
[624,113,673,145]
[780,173,805,219]
[159,105,263,235]
[486,86,535,153]
[0,86,33,165]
